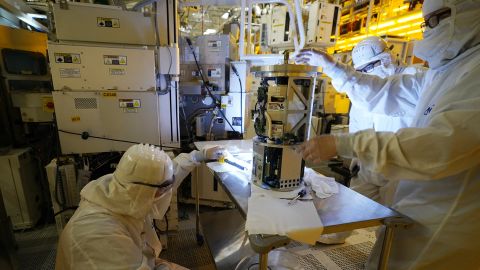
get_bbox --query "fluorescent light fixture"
[27,13,47,19]
[393,5,409,12]
[370,21,395,31]
[203,29,217,35]
[397,12,423,23]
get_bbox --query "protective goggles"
[356,60,382,73]
[132,175,176,191]
[421,7,452,31]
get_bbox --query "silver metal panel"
[251,64,322,77]
[200,209,256,270]
[51,2,156,45]
[52,91,179,154]
[48,43,156,91]
[214,167,399,232]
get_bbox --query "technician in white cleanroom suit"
[347,36,425,134]
[296,0,480,268]
[319,37,426,245]
[55,144,224,270]
[340,36,427,206]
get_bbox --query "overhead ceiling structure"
[177,4,238,37]
[0,0,48,31]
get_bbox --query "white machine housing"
[50,2,156,45]
[53,90,179,154]
[45,159,78,233]
[268,5,294,49]
[48,1,180,154]
[306,1,341,47]
[0,148,42,229]
[197,34,238,64]
[10,92,54,122]
[223,61,248,133]
[48,42,156,91]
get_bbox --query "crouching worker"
[55,144,224,270]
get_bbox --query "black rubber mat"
[159,228,215,269]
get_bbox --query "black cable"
[54,206,78,217]
[58,129,182,150]
[180,104,192,143]
[184,37,238,135]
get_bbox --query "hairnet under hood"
[79,173,157,219]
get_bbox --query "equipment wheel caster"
[196,233,204,246]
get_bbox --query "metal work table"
[195,140,410,270]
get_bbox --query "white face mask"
[370,63,396,78]
[414,17,454,69]
[151,189,172,220]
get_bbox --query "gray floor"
[12,205,374,270]
[14,224,58,270]
[12,205,217,270]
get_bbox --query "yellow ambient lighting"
[398,29,423,36]
[387,24,412,33]
[393,5,409,12]
[370,21,395,30]
[397,12,423,23]
[350,34,367,41]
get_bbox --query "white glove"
[294,49,336,71]
[203,146,226,160]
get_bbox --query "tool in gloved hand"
[288,189,307,205]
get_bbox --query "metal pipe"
[365,0,375,35]
[259,253,268,270]
[378,225,394,270]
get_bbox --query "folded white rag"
[303,168,339,199]
[246,188,323,245]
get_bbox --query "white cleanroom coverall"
[328,1,480,269]
[55,144,223,270]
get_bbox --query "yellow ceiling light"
[350,34,367,41]
[398,29,422,36]
[397,12,423,23]
[370,21,395,31]
[393,5,409,12]
[387,24,412,33]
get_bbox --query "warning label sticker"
[109,68,126,75]
[207,40,222,51]
[104,55,127,65]
[59,68,81,78]
[97,17,120,28]
[119,99,141,108]
[55,53,81,64]
[207,68,221,78]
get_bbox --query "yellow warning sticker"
[71,116,81,122]
[103,55,127,65]
[102,92,117,97]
